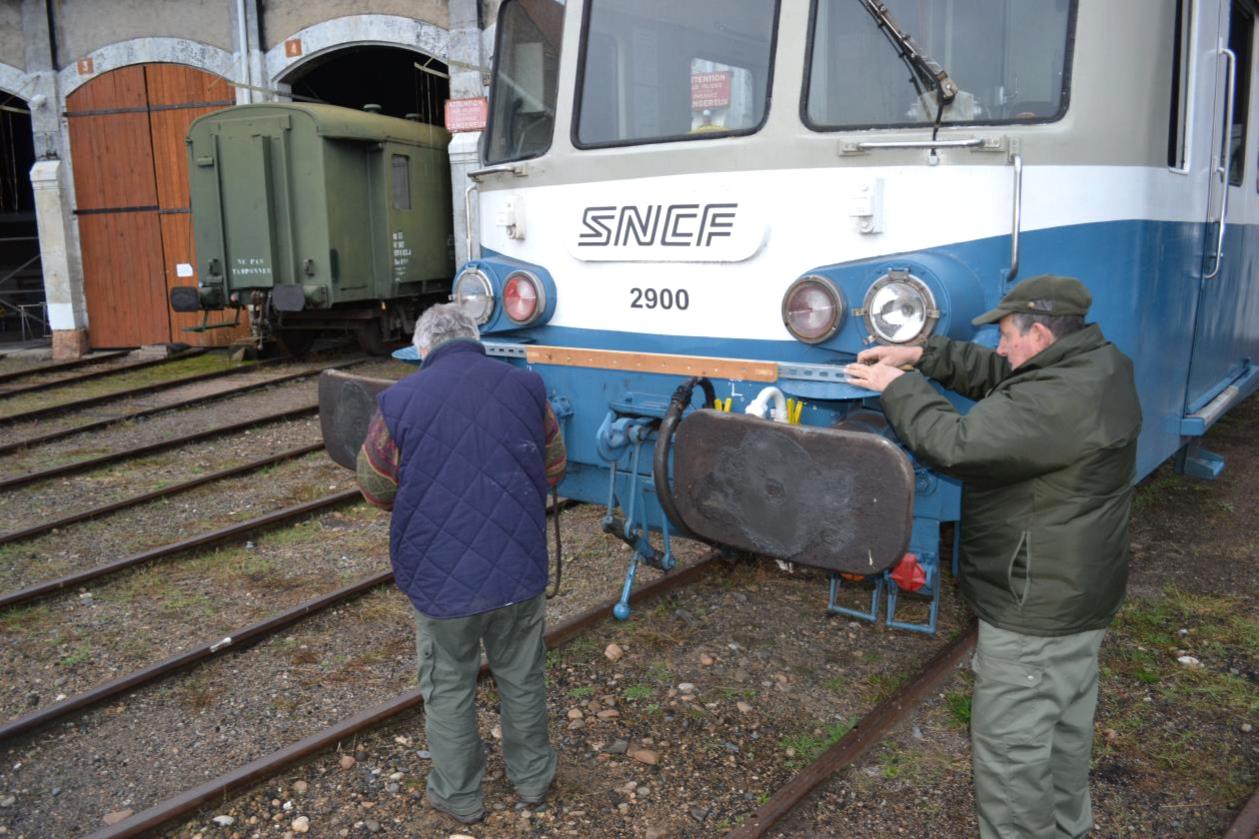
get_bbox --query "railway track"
[0,349,206,399]
[85,549,722,839]
[0,356,364,456]
[0,350,129,386]
[0,401,319,491]
[727,624,978,838]
[0,356,286,425]
[0,497,582,743]
[0,489,362,610]
[66,547,975,839]
[0,442,325,548]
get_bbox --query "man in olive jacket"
[845,275,1141,839]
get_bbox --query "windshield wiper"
[857,0,958,106]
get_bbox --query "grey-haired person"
[356,303,567,825]
[845,275,1142,838]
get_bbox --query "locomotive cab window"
[1227,0,1253,186]
[805,0,1076,130]
[574,0,779,147]
[484,0,565,164]
[1168,0,1193,171]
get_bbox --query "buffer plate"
[318,369,395,469]
[672,410,914,574]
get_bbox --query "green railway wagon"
[170,103,454,354]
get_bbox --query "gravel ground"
[159,556,969,839]
[0,505,712,838]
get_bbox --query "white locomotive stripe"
[477,165,1231,339]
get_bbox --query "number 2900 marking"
[630,287,690,310]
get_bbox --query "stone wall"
[262,0,446,48]
[52,0,232,65]
[0,0,24,72]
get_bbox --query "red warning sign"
[691,72,732,110]
[444,97,489,133]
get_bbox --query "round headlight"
[861,271,939,345]
[503,270,545,325]
[452,268,494,324]
[782,276,844,344]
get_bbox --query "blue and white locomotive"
[419,0,1259,630]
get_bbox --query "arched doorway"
[65,63,245,348]
[282,45,448,124]
[0,90,41,344]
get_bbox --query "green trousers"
[414,594,556,819]
[971,620,1107,839]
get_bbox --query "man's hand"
[844,361,905,393]
[855,344,923,367]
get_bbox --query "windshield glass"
[484,0,565,164]
[806,0,1074,129]
[575,0,778,147]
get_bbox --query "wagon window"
[484,0,565,164]
[574,0,779,147]
[805,0,1075,130]
[391,155,411,210]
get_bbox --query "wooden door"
[67,63,243,348]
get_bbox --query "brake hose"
[546,486,563,599]
[652,376,715,540]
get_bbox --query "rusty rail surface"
[0,489,362,611]
[0,357,290,425]
[0,402,319,491]
[85,551,721,839]
[0,349,206,399]
[0,350,129,386]
[726,622,978,838]
[0,442,325,548]
[0,357,364,456]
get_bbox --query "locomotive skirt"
[970,620,1108,839]
[414,594,556,819]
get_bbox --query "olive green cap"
[972,274,1092,326]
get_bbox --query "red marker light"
[503,272,542,324]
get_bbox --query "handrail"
[462,164,526,262]
[1205,46,1237,280]
[1007,153,1023,282]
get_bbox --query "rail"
[0,356,287,425]
[0,357,363,456]
[0,402,318,491]
[0,442,325,548]
[0,348,207,399]
[0,350,129,385]
[0,490,362,611]
[726,622,978,838]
